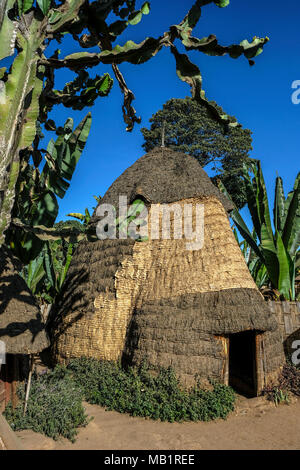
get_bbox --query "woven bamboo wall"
[268,301,300,339]
[268,301,300,367]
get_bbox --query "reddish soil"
[16,396,300,450]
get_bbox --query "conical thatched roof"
[0,248,49,354]
[91,146,233,223]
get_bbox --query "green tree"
[0,0,269,247]
[141,97,252,208]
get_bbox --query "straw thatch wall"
[0,247,49,411]
[53,196,283,387]
[52,147,284,389]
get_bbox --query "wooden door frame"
[215,331,266,396]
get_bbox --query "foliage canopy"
[141,97,253,208]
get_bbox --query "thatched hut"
[53,147,284,396]
[0,248,49,410]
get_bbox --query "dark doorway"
[229,330,257,397]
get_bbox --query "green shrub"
[67,357,236,422]
[5,358,235,441]
[4,365,88,442]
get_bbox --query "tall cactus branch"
[0,14,47,244]
[0,0,269,246]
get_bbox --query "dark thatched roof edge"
[90,147,233,225]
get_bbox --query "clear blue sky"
[47,0,300,224]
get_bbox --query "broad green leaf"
[242,162,262,241]
[27,256,45,293]
[260,223,278,286]
[254,161,273,240]
[20,0,34,13]
[282,172,300,257]
[218,180,262,260]
[274,176,286,233]
[44,242,56,288]
[59,243,73,289]
[255,263,268,289]
[276,231,293,300]
[37,0,51,15]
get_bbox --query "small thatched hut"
[53,147,284,396]
[0,248,49,410]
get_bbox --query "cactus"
[0,0,269,245]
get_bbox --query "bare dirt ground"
[16,396,300,450]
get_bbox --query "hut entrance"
[228,330,257,397]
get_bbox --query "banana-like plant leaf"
[274,175,286,234]
[241,162,262,241]
[37,0,51,15]
[252,161,274,241]
[255,262,268,289]
[295,252,300,269]
[218,179,262,260]
[276,231,293,300]
[42,113,92,200]
[43,242,56,288]
[25,255,45,293]
[260,222,278,287]
[18,0,34,14]
[282,172,300,257]
[58,242,73,290]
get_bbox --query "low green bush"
[4,365,88,442]
[5,358,235,442]
[67,357,236,422]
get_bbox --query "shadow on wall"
[284,328,300,365]
[48,265,90,361]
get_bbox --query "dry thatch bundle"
[52,147,284,395]
[0,247,49,355]
[0,247,49,411]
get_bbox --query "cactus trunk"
[0,16,45,244]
